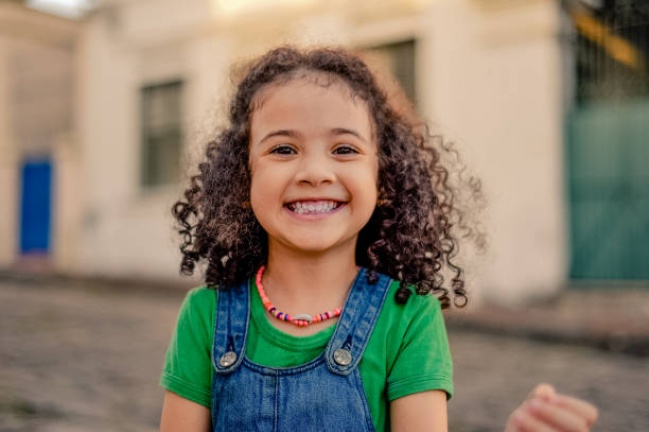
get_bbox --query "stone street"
[1,278,647,431]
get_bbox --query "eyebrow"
[259,129,300,144]
[330,128,368,143]
[258,127,369,145]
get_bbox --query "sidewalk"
[446,285,649,357]
[2,269,648,356]
[2,271,648,431]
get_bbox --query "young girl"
[160,46,597,431]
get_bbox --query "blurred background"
[0,0,648,431]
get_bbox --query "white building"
[4,0,646,303]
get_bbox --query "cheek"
[249,183,269,231]
[249,172,266,211]
[352,164,379,207]
[248,164,284,219]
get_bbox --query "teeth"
[289,201,338,214]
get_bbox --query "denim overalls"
[210,268,391,431]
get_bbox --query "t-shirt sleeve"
[160,287,215,408]
[386,293,453,401]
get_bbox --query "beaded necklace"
[255,266,343,327]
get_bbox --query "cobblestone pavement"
[1,279,647,432]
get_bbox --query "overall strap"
[325,268,392,376]
[211,279,249,374]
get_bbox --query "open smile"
[285,200,346,215]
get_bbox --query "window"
[366,40,417,108]
[140,80,183,187]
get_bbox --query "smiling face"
[248,75,379,259]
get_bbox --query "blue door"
[20,159,53,254]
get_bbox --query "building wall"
[426,0,567,303]
[0,3,80,273]
[78,0,566,302]
[76,0,220,282]
[0,35,18,266]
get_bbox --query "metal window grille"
[568,0,649,104]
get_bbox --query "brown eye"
[270,145,296,155]
[333,145,358,155]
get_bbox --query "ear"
[376,198,390,207]
[376,186,391,208]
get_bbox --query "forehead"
[249,73,374,134]
[252,72,369,114]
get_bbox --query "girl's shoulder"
[182,286,215,303]
[383,279,443,312]
[176,286,216,323]
[376,279,444,329]
[185,285,216,301]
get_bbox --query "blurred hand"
[505,384,598,432]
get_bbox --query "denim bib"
[210,268,391,431]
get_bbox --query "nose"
[294,151,335,186]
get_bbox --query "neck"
[262,244,359,311]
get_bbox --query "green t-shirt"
[161,279,453,431]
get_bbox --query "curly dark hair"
[173,45,477,309]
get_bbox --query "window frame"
[140,79,184,189]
